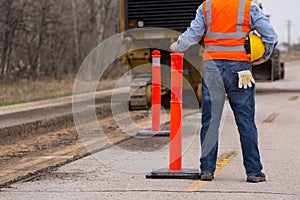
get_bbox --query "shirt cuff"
[263,42,277,59]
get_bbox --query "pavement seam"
[262,113,280,127]
[289,96,299,102]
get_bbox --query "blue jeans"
[200,60,263,176]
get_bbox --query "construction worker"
[170,0,277,183]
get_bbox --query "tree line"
[0,0,119,81]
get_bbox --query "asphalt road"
[1,61,300,200]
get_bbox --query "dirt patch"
[0,110,157,188]
[117,137,169,152]
[23,169,95,182]
[0,129,78,163]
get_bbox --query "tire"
[272,49,280,81]
[146,84,152,108]
[280,63,285,80]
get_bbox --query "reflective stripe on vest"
[206,45,245,51]
[203,0,251,61]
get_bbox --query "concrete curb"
[0,103,113,145]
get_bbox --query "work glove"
[237,70,255,89]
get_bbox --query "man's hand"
[237,70,255,89]
[170,42,178,52]
[252,57,268,66]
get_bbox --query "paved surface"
[1,61,300,199]
[0,87,129,127]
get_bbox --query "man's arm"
[250,2,278,65]
[170,5,206,52]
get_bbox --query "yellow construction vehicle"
[119,0,204,109]
[119,0,284,109]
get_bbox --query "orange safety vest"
[202,0,251,61]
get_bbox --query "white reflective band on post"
[152,58,161,66]
[206,45,245,51]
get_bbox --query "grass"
[0,78,117,107]
[0,62,127,107]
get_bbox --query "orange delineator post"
[169,53,183,171]
[151,50,161,132]
[146,52,198,179]
[136,50,169,137]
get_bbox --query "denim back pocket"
[227,61,254,90]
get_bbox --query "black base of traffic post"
[146,168,199,180]
[136,130,170,137]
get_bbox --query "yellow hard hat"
[245,33,265,62]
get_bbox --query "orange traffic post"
[169,53,183,171]
[137,50,170,137]
[152,50,162,132]
[146,53,198,179]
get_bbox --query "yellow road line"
[185,151,238,192]
[263,113,279,127]
[289,96,299,102]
